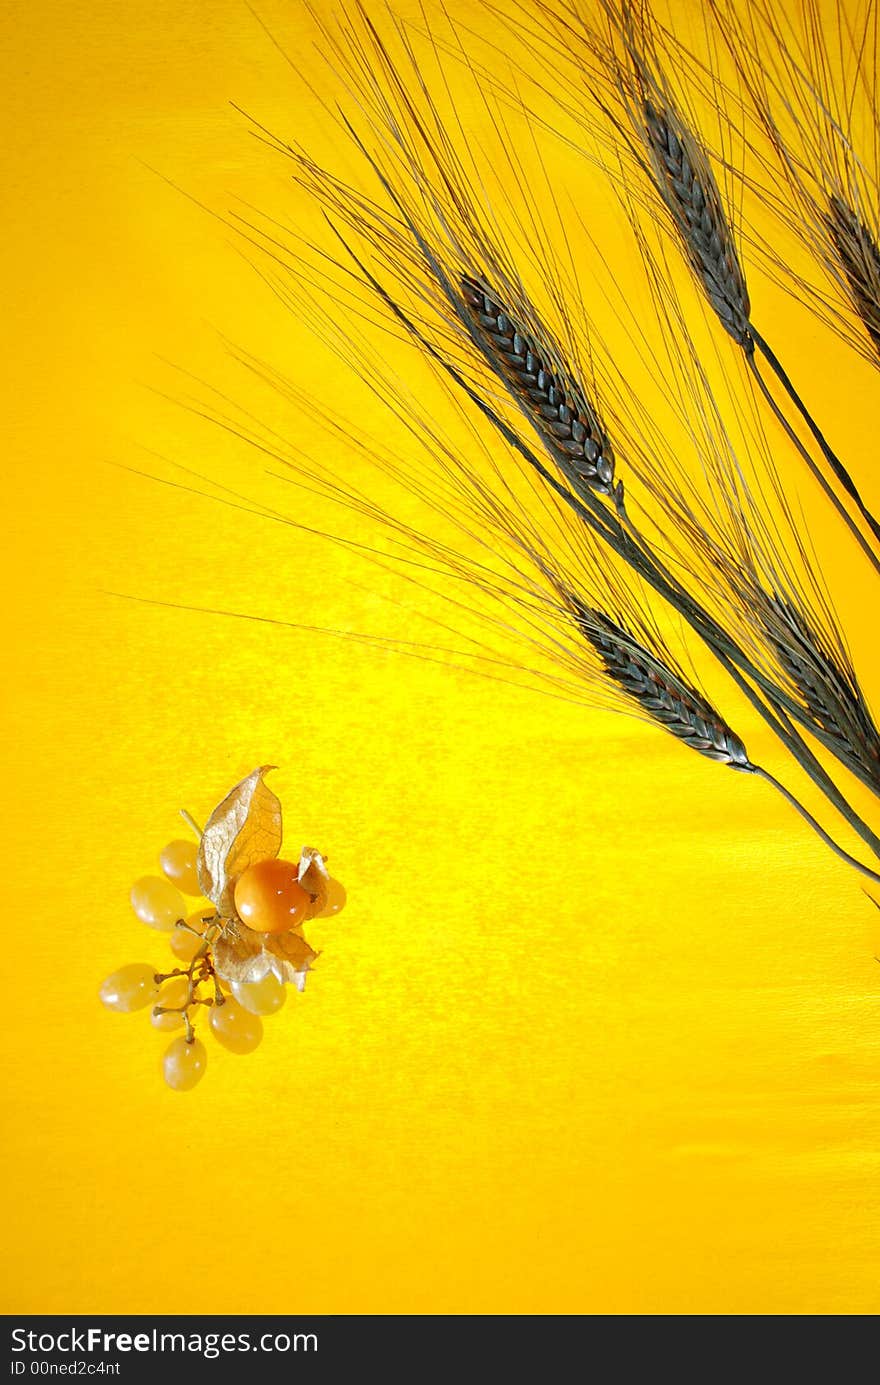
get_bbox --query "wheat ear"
[641,99,752,348]
[572,604,880,883]
[460,275,618,500]
[577,608,751,766]
[765,596,880,795]
[827,195,880,361]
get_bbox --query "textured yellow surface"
[3,0,880,1314]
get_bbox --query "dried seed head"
[766,596,880,792]
[826,195,880,360]
[578,608,752,768]
[460,275,617,498]
[642,99,752,347]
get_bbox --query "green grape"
[318,877,347,917]
[99,963,159,1013]
[130,876,186,932]
[162,1036,207,1091]
[209,996,263,1054]
[150,976,190,1031]
[159,839,201,896]
[231,973,287,1016]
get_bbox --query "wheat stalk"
[324,231,880,861]
[456,260,879,805]
[209,1,880,886]
[638,70,880,563]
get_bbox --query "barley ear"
[460,275,618,501]
[641,98,752,348]
[826,195,880,361]
[576,607,753,769]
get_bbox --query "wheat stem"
[745,350,880,576]
[453,268,880,809]
[750,327,880,550]
[445,337,880,847]
[618,511,880,843]
[753,766,880,886]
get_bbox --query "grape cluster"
[100,835,346,1091]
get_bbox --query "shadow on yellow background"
[3,0,879,1313]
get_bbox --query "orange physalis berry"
[233,858,312,933]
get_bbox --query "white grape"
[130,876,186,932]
[231,973,287,1016]
[162,1036,207,1091]
[210,996,263,1054]
[99,963,159,1013]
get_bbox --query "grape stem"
[154,925,228,1043]
[180,809,204,840]
[154,967,191,983]
[174,919,205,939]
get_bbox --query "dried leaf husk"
[213,919,318,986]
[197,766,282,915]
[297,845,331,916]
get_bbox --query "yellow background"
[3,0,880,1314]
